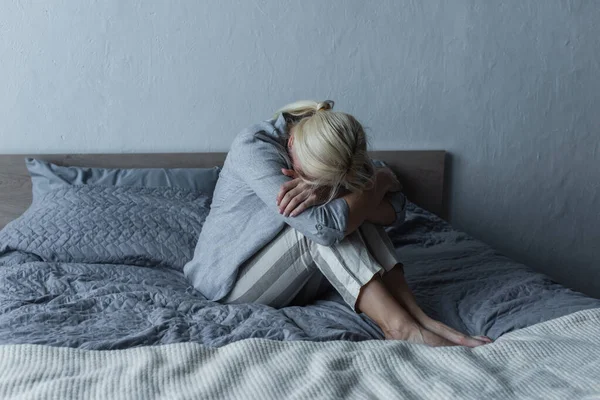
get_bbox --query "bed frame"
[0,151,447,229]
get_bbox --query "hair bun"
[316,100,334,111]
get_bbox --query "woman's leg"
[358,223,491,346]
[306,227,456,346]
[381,265,492,345]
[222,226,320,308]
[355,274,455,346]
[224,224,472,347]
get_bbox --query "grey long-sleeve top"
[183,113,405,301]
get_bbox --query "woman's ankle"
[382,320,422,341]
[355,274,421,334]
[381,316,418,334]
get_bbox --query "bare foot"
[419,319,489,348]
[381,266,490,348]
[384,325,456,347]
[472,335,493,344]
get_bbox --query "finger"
[283,192,309,217]
[277,179,300,205]
[279,187,303,213]
[290,202,308,218]
[281,168,297,178]
[290,194,317,217]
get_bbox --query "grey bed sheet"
[0,192,598,349]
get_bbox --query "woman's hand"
[276,169,330,217]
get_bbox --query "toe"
[457,336,487,348]
[472,335,493,344]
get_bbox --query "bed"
[0,151,598,399]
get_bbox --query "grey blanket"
[0,185,598,349]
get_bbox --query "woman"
[184,100,491,347]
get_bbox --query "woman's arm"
[277,166,400,235]
[230,129,349,246]
[364,190,408,226]
[365,196,397,226]
[342,168,398,234]
[363,161,406,226]
[277,163,402,236]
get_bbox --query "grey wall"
[1,1,598,297]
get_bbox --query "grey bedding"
[0,185,598,349]
[26,158,221,201]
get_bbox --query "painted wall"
[1,1,598,297]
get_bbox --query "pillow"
[26,158,221,202]
[0,185,210,270]
[0,158,221,269]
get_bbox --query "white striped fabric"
[223,223,398,311]
[0,308,599,399]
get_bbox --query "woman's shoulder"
[230,115,288,153]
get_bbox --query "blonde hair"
[276,100,375,200]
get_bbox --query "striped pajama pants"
[222,223,400,312]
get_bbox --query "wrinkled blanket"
[1,308,599,399]
[0,185,598,349]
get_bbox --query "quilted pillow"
[26,158,221,202]
[0,185,211,270]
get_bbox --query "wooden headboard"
[0,151,446,229]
